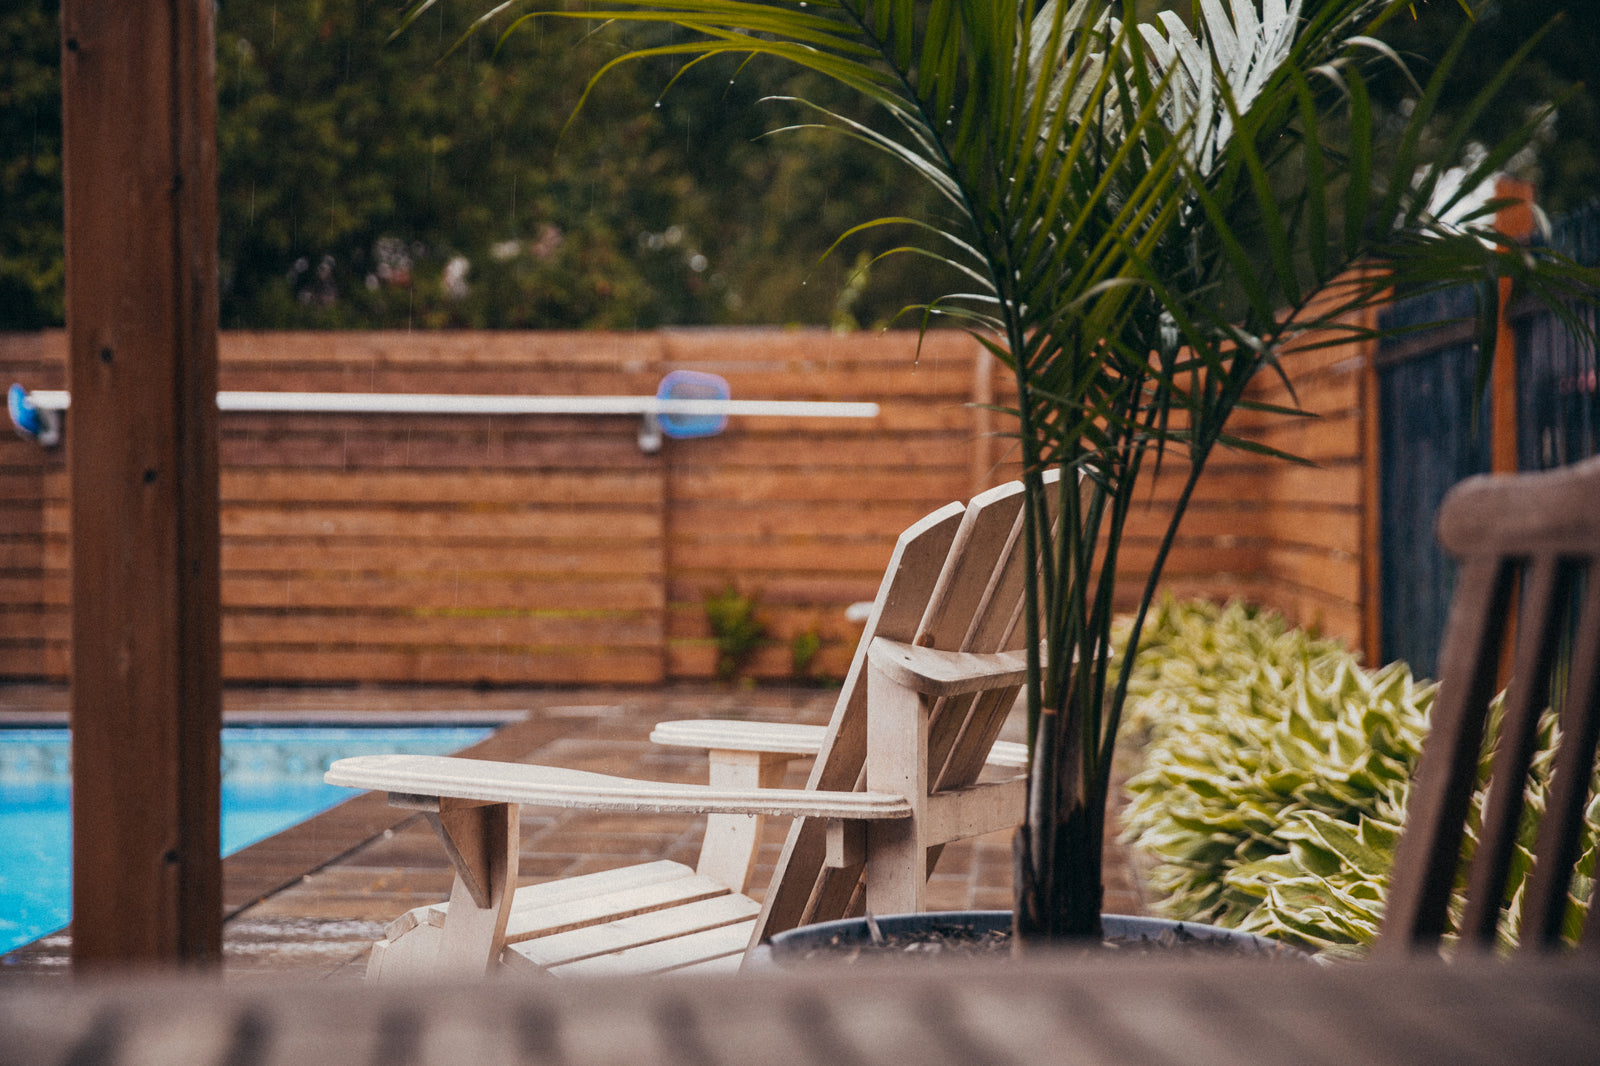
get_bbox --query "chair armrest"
[325,753,911,820]
[868,637,1032,697]
[649,719,825,756]
[651,717,1027,769]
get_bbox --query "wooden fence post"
[971,343,996,496]
[60,0,223,967]
[1492,177,1537,476]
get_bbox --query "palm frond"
[426,0,1600,942]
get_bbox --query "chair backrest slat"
[932,469,1064,794]
[1379,455,1600,956]
[752,500,966,938]
[1522,571,1600,950]
[921,481,1026,790]
[753,478,1039,941]
[1460,556,1568,943]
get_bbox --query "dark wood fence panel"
[1516,204,1600,473]
[1376,324,1491,679]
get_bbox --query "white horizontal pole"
[23,390,877,419]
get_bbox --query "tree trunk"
[1012,801,1104,947]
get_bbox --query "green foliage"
[449,0,1600,940]
[215,0,944,329]
[1119,598,1599,958]
[1119,599,1429,949]
[704,583,767,681]
[0,0,64,328]
[789,626,824,683]
[1373,1,1600,215]
[0,0,940,329]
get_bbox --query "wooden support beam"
[430,801,520,977]
[697,750,793,893]
[61,0,223,967]
[1492,177,1537,476]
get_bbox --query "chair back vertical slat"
[919,482,1026,786]
[1378,557,1517,952]
[932,469,1066,793]
[917,481,1027,651]
[752,502,965,939]
[959,469,1065,654]
[1520,571,1600,950]
[1379,455,1600,957]
[1459,557,1567,945]
[930,510,1029,792]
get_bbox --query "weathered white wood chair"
[326,473,1052,979]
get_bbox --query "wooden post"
[1492,177,1536,475]
[1359,291,1385,668]
[60,0,223,967]
[971,343,995,496]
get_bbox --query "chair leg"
[365,910,443,983]
[865,661,928,916]
[698,750,794,893]
[426,800,521,978]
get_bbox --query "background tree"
[0,0,946,330]
[0,0,63,329]
[4,0,1592,331]
[1376,0,1598,215]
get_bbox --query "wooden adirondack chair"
[1377,454,1600,956]
[325,474,1050,980]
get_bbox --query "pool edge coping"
[1,710,576,973]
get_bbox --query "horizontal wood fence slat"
[0,324,1376,687]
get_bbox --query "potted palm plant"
[420,0,1600,947]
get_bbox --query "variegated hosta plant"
[421,0,1600,943]
[1120,598,1599,958]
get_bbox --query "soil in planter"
[788,914,1305,964]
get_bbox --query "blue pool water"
[0,724,494,955]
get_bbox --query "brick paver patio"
[0,684,1147,981]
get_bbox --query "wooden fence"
[1372,198,1600,676]
[1117,283,1374,649]
[0,324,1377,688]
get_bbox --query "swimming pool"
[0,724,495,955]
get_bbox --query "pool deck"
[0,683,1149,983]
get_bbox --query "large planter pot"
[750,911,1307,968]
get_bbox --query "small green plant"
[829,252,873,333]
[790,626,824,684]
[704,583,766,682]
[1118,598,1598,958]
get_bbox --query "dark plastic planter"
[750,910,1308,968]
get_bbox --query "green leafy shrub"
[1118,598,1598,958]
[789,627,823,684]
[704,583,766,682]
